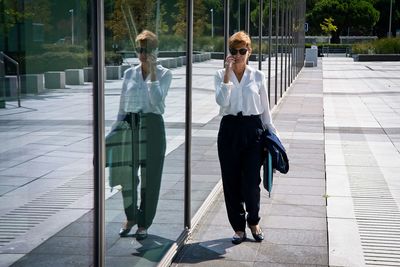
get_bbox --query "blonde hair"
[229,31,252,52]
[135,30,158,50]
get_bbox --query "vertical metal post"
[211,9,214,38]
[156,0,161,35]
[280,0,284,97]
[258,0,263,70]
[284,0,288,91]
[92,0,105,265]
[274,0,279,105]
[288,2,292,86]
[388,0,393,37]
[267,0,272,102]
[16,63,20,107]
[245,0,250,33]
[69,9,74,44]
[184,0,193,230]
[238,0,240,31]
[224,0,230,65]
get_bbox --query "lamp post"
[210,9,214,38]
[69,9,74,44]
[388,0,393,37]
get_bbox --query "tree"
[307,0,379,42]
[372,0,400,37]
[320,17,337,42]
[173,0,208,38]
[105,0,156,49]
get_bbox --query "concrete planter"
[83,67,93,82]
[5,76,18,97]
[168,58,177,68]
[21,74,44,94]
[106,65,121,80]
[65,69,84,85]
[353,54,400,62]
[0,77,4,108]
[45,71,66,89]
[120,64,131,76]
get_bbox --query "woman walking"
[215,31,278,244]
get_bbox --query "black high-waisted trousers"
[217,113,264,232]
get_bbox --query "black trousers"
[121,112,166,229]
[217,113,264,232]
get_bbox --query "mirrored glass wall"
[0,0,305,266]
[0,0,94,266]
[103,0,187,265]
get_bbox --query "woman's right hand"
[225,55,235,71]
[224,55,235,83]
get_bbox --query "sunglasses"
[135,47,155,54]
[229,48,248,55]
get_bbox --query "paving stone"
[266,204,326,218]
[256,243,328,265]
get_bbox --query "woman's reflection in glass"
[107,30,171,240]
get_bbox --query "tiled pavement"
[1,57,400,266]
[172,58,328,266]
[172,58,400,267]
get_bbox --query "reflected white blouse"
[117,64,172,120]
[215,65,278,135]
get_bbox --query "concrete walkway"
[173,58,328,266]
[173,58,400,266]
[2,57,400,266]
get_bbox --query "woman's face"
[229,42,250,64]
[136,41,156,63]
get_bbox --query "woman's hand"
[148,53,157,81]
[225,55,235,70]
[224,55,235,83]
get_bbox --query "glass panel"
[0,0,94,266]
[190,1,223,218]
[104,0,186,265]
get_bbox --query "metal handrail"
[0,52,21,107]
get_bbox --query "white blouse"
[215,65,278,135]
[117,64,172,120]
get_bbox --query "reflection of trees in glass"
[24,0,52,33]
[105,0,156,46]
[105,0,211,48]
[1,0,51,34]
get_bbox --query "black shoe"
[119,221,135,237]
[249,225,264,242]
[231,232,246,245]
[135,228,148,240]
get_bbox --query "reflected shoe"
[231,232,246,245]
[135,228,148,240]
[119,221,136,237]
[248,224,264,242]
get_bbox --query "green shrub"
[158,35,185,51]
[193,36,224,52]
[373,38,400,54]
[251,43,269,54]
[305,43,351,49]
[25,51,89,74]
[352,42,374,54]
[41,44,87,54]
[105,51,123,65]
[352,38,400,54]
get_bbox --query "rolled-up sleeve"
[215,71,233,107]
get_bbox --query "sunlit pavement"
[172,58,400,267]
[1,57,400,266]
